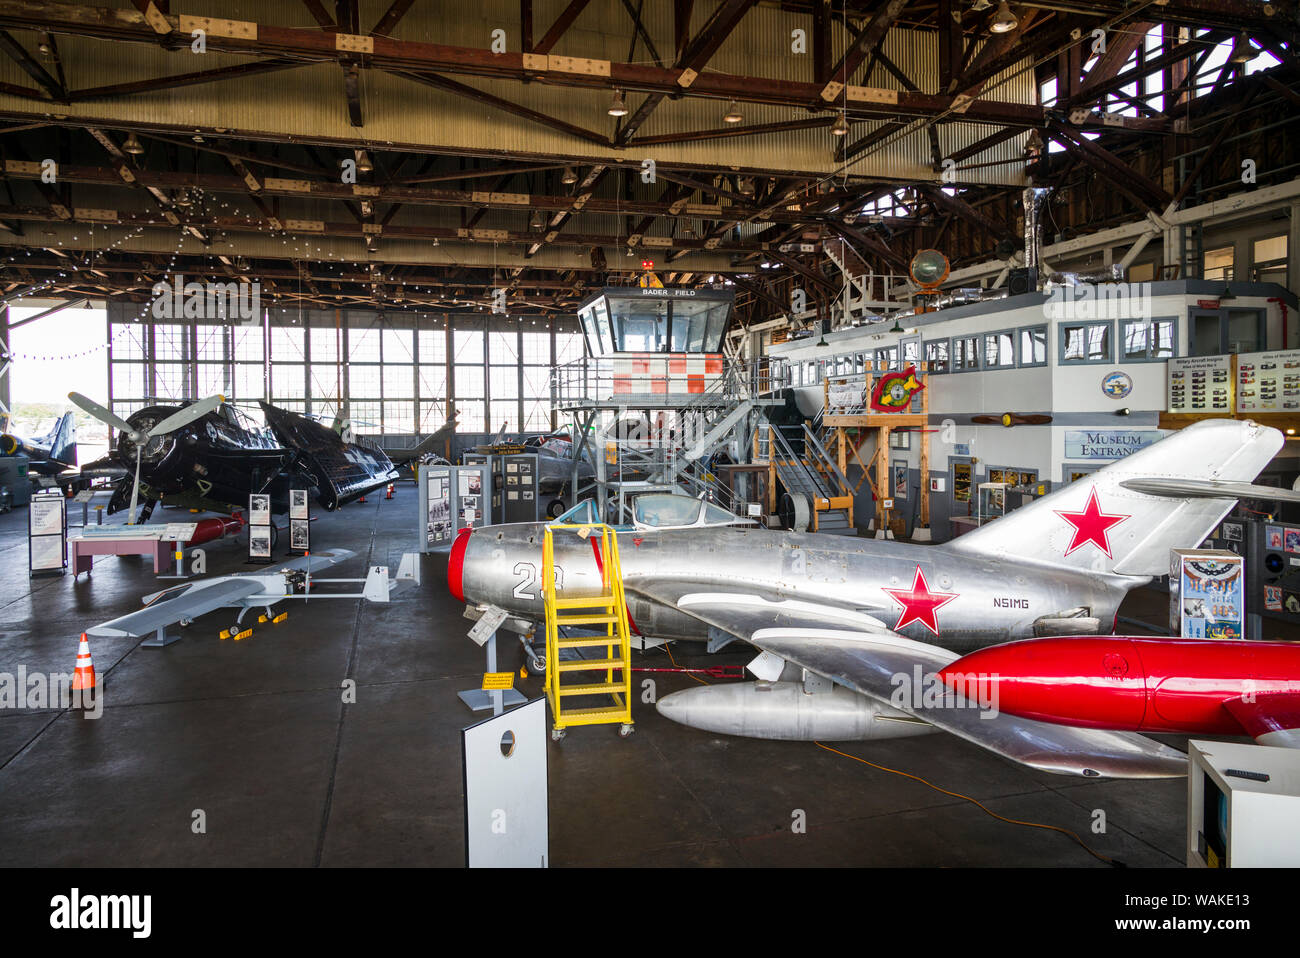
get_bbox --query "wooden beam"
[533,0,592,55]
[370,0,415,37]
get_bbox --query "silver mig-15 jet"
[449,418,1300,778]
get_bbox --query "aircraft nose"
[448,527,472,602]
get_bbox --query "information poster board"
[420,465,453,552]
[1236,349,1300,415]
[288,488,310,555]
[1170,548,1244,639]
[248,493,273,563]
[502,454,541,523]
[420,464,491,551]
[28,490,67,576]
[1167,355,1232,414]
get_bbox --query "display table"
[70,533,172,577]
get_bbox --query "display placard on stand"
[288,488,310,555]
[247,493,274,564]
[29,490,67,577]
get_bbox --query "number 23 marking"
[513,562,562,600]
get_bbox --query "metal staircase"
[823,236,876,306]
[541,523,634,740]
[756,421,855,534]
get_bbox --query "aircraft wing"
[88,578,266,638]
[86,550,355,638]
[260,402,398,510]
[271,548,356,574]
[671,592,1188,779]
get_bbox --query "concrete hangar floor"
[0,493,1244,868]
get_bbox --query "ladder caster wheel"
[551,728,567,742]
[618,723,635,738]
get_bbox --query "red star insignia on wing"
[1054,488,1129,557]
[882,565,959,636]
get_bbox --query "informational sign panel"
[248,493,273,563]
[1170,548,1244,640]
[28,490,67,576]
[420,464,453,552]
[1236,349,1300,415]
[828,381,864,411]
[462,697,548,868]
[502,454,541,523]
[288,488,310,555]
[1167,355,1232,414]
[1064,429,1164,460]
[458,466,488,532]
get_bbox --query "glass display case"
[976,482,1009,525]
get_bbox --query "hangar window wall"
[107,308,581,437]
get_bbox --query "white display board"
[28,491,67,575]
[288,488,310,554]
[248,493,273,561]
[462,697,548,868]
[1167,354,1231,414]
[1236,349,1300,415]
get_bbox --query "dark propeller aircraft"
[70,392,446,522]
[1,411,77,478]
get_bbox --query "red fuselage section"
[939,637,1300,735]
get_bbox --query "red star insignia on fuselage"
[1054,488,1128,557]
[882,566,959,636]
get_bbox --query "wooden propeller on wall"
[971,413,1054,427]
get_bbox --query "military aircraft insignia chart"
[88,549,420,644]
[450,419,1300,778]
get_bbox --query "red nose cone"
[448,527,472,603]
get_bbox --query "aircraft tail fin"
[948,419,1282,577]
[48,411,77,466]
[390,419,458,465]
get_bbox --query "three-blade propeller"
[68,392,225,523]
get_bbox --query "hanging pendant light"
[123,132,144,155]
[561,166,577,185]
[990,0,1018,33]
[830,113,849,137]
[356,149,373,173]
[608,90,629,117]
[722,100,744,124]
[1229,32,1254,65]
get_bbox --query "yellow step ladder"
[542,523,634,741]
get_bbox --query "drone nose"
[448,527,472,603]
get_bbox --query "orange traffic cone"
[71,633,97,690]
